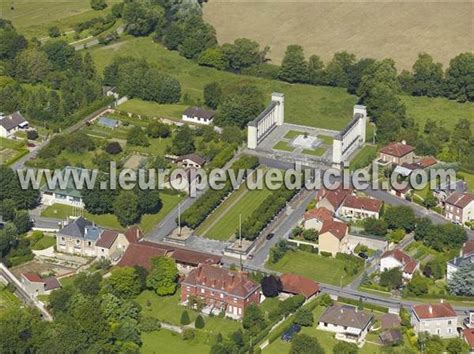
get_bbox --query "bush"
[194,315,205,329]
[320,251,332,257]
[139,316,161,332]
[293,308,313,327]
[182,328,195,340]
[104,141,122,155]
[27,130,39,140]
[48,26,61,38]
[180,310,190,325]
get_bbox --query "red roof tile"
[462,240,474,257]
[381,249,418,274]
[463,328,474,348]
[445,192,474,209]
[316,184,352,210]
[304,207,333,222]
[342,195,383,213]
[320,220,348,240]
[182,264,260,298]
[416,156,437,169]
[22,273,43,283]
[95,230,118,249]
[380,142,414,158]
[118,243,169,270]
[413,303,457,320]
[280,273,320,299]
[124,225,142,244]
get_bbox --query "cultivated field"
[1,0,119,38]
[203,0,473,70]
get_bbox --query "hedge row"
[180,155,259,228]
[337,296,389,313]
[241,187,299,240]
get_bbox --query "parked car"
[281,324,301,342]
[358,252,368,259]
[266,233,275,240]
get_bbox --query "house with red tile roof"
[21,273,60,296]
[117,241,221,271]
[378,142,415,165]
[415,156,438,169]
[380,249,419,280]
[280,273,320,299]
[303,207,334,231]
[444,192,474,224]
[316,184,352,213]
[181,264,260,319]
[462,328,474,350]
[318,219,349,256]
[411,302,458,338]
[340,195,384,220]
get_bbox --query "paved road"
[365,186,474,239]
[248,189,315,268]
[11,138,49,170]
[146,148,246,242]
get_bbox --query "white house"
[176,153,206,169]
[380,249,419,280]
[0,111,29,138]
[317,304,374,343]
[411,302,458,338]
[21,273,60,297]
[182,107,215,125]
[40,167,86,208]
[339,195,383,220]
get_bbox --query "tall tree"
[448,261,474,296]
[290,334,324,354]
[278,45,308,83]
[444,52,474,102]
[114,191,139,226]
[169,125,195,155]
[146,256,179,296]
[203,81,222,109]
[412,53,444,97]
[105,267,142,299]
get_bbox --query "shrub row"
[241,187,299,240]
[180,155,259,228]
[337,296,389,313]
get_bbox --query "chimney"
[440,299,444,304]
[136,228,139,241]
[402,140,406,145]
[428,305,433,314]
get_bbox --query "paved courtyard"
[256,123,338,163]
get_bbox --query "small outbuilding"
[279,273,320,299]
[182,107,215,125]
[97,116,120,129]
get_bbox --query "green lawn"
[135,290,241,336]
[31,235,56,250]
[273,141,294,152]
[89,37,357,130]
[1,0,120,38]
[458,171,474,192]
[266,250,362,286]
[125,135,172,156]
[401,95,474,132]
[0,137,28,166]
[118,100,188,121]
[41,192,183,233]
[349,145,377,171]
[0,288,21,315]
[141,329,213,354]
[284,130,303,139]
[302,147,326,156]
[200,183,274,240]
[318,135,334,145]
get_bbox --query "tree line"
[180,155,259,228]
[0,19,105,125]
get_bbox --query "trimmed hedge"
[337,296,389,313]
[240,187,299,240]
[180,155,258,228]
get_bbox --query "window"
[61,237,65,241]
[76,239,80,245]
[87,241,92,246]
[324,323,328,327]
[448,320,451,325]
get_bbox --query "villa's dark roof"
[58,217,102,241]
[0,111,27,131]
[319,304,374,330]
[183,107,215,120]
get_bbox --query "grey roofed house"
[176,153,207,167]
[0,111,28,131]
[58,217,103,241]
[379,329,402,345]
[319,304,374,330]
[183,107,215,120]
